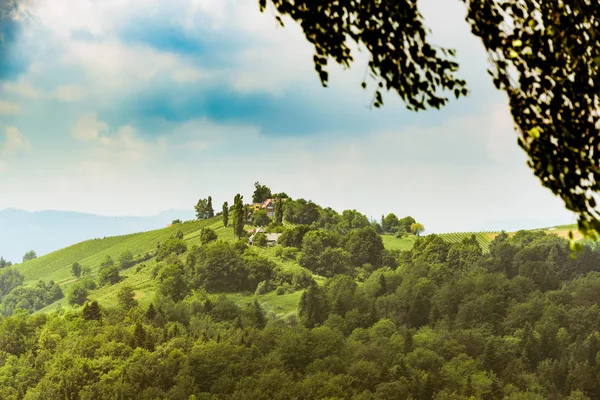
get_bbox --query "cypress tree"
[233,194,245,238]
[133,322,147,348]
[207,196,214,218]
[145,303,157,321]
[252,299,266,329]
[275,198,284,225]
[222,201,229,227]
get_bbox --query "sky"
[0,0,577,233]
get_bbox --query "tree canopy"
[252,182,272,204]
[22,250,37,262]
[194,197,214,220]
[259,0,600,236]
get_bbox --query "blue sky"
[0,0,576,232]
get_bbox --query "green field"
[227,290,304,318]
[381,234,418,251]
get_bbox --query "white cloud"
[0,0,574,232]
[172,67,206,84]
[71,114,157,164]
[61,40,206,90]
[72,114,109,142]
[2,126,31,153]
[53,85,86,102]
[0,126,31,172]
[0,78,42,99]
[0,101,21,114]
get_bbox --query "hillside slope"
[0,208,195,263]
[16,218,214,286]
[10,218,583,316]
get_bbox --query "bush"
[276,286,286,295]
[117,286,138,310]
[68,283,89,306]
[79,277,97,290]
[255,280,270,296]
[292,270,315,290]
[253,210,271,227]
[254,233,268,247]
[267,223,286,233]
[71,262,82,278]
[22,250,37,262]
[157,239,188,261]
[274,246,299,261]
[118,251,135,270]
[98,265,121,286]
[200,228,218,245]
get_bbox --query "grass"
[227,289,304,317]
[381,234,418,251]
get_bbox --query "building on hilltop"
[255,198,282,218]
[265,233,281,245]
[248,227,266,235]
[248,230,281,246]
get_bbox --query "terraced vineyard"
[15,218,218,285]
[16,216,313,316]
[437,231,500,253]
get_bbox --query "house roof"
[261,199,274,208]
[265,233,282,241]
[248,227,266,234]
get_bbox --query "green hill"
[10,216,314,316]
[16,218,215,285]
[7,216,584,317]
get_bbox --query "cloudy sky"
[0,0,576,232]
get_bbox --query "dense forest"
[2,202,600,399]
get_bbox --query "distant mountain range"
[0,208,196,263]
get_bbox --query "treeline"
[0,268,63,316]
[154,237,313,300]
[3,230,600,398]
[194,182,423,238]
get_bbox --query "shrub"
[157,239,188,261]
[253,210,271,227]
[98,265,121,286]
[200,228,218,245]
[254,233,268,247]
[275,246,299,261]
[255,280,269,296]
[68,283,89,306]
